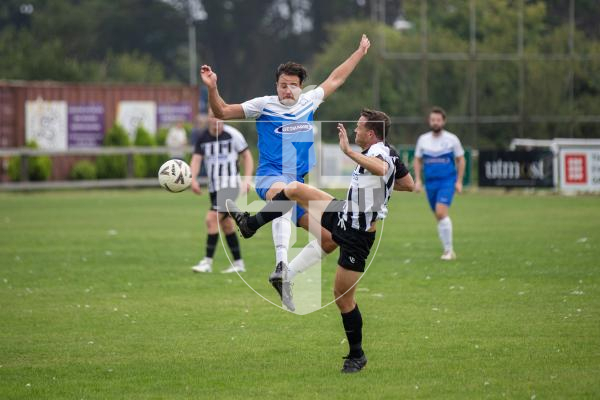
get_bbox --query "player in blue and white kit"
[414,107,465,260]
[199,34,371,288]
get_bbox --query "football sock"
[247,190,293,231]
[287,239,327,281]
[437,216,453,252]
[206,233,219,258]
[341,304,364,358]
[272,209,292,266]
[225,233,241,260]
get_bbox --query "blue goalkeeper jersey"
[241,87,324,177]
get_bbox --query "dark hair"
[360,108,391,140]
[276,62,307,84]
[430,106,447,120]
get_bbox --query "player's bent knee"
[434,206,448,220]
[283,181,301,200]
[334,294,355,313]
[205,213,215,225]
[220,217,235,233]
[205,211,218,230]
[265,183,287,200]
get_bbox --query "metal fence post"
[20,155,29,182]
[127,152,134,179]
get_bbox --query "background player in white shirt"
[199,35,371,288]
[414,107,465,260]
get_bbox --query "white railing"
[0,146,207,191]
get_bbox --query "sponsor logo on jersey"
[275,122,313,135]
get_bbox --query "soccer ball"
[158,159,192,193]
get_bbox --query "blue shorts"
[425,179,456,211]
[255,173,306,223]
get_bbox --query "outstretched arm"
[200,65,245,120]
[337,123,388,176]
[319,34,371,99]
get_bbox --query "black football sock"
[247,190,294,231]
[341,304,364,358]
[205,233,219,258]
[225,232,242,260]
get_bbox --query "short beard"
[280,98,297,106]
[432,127,443,133]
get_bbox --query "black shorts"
[209,187,240,213]
[320,200,376,273]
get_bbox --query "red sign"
[565,154,587,184]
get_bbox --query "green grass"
[1,189,599,399]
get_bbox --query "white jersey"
[193,125,249,193]
[342,141,396,231]
[415,130,464,181]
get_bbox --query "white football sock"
[272,209,293,265]
[437,216,453,252]
[287,239,327,281]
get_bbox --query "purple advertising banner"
[157,103,193,128]
[68,104,105,147]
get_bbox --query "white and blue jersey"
[415,130,464,210]
[415,130,464,182]
[241,87,324,200]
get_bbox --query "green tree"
[311,1,600,146]
[0,0,181,82]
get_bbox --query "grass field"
[1,189,599,399]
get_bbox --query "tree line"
[1,0,599,146]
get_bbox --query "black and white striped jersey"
[193,125,249,193]
[341,141,408,231]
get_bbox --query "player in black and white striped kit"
[226,109,415,373]
[190,111,254,274]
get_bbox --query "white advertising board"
[559,148,600,193]
[116,101,157,141]
[25,100,68,150]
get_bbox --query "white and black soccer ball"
[158,159,192,193]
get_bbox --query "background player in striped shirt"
[199,34,371,287]
[414,107,465,260]
[190,110,254,273]
[226,109,415,373]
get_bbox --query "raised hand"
[337,123,352,155]
[358,34,371,55]
[200,65,218,88]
